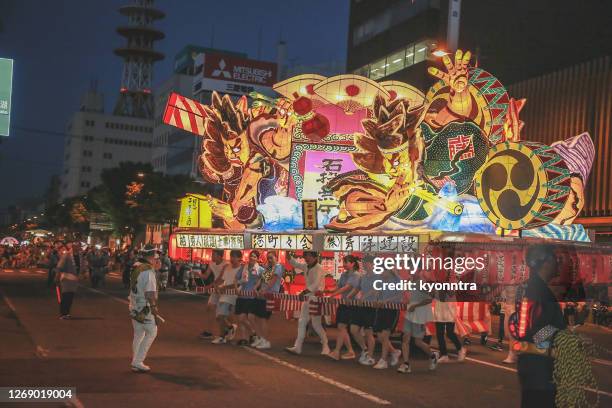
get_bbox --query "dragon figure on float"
[163,49,594,239]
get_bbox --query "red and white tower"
[113,0,165,118]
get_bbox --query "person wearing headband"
[129,244,161,373]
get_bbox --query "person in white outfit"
[285,251,330,355]
[129,245,161,373]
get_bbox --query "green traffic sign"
[0,58,14,137]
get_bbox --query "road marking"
[445,352,612,398]
[593,358,612,367]
[584,387,612,398]
[463,356,517,373]
[0,288,18,313]
[168,288,197,296]
[82,286,129,305]
[244,347,391,405]
[0,288,55,361]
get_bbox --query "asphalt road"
[0,268,610,408]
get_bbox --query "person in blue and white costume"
[251,251,285,349]
[327,255,361,361]
[351,255,379,366]
[234,250,264,346]
[372,267,403,369]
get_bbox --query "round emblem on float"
[474,141,571,230]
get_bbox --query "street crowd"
[1,241,608,406]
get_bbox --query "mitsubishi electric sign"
[204,53,276,86]
[0,58,13,137]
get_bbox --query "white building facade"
[60,89,154,200]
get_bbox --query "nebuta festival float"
[162,49,610,304]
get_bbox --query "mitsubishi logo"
[212,59,231,79]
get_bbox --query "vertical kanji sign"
[0,58,13,137]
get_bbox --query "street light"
[137,172,145,178]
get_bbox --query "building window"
[80,181,91,188]
[414,40,429,64]
[82,150,93,157]
[369,57,387,80]
[355,39,435,81]
[405,45,415,67]
[103,152,112,159]
[386,49,406,76]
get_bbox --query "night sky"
[0,0,349,208]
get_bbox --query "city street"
[1,268,611,408]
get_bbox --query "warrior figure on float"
[198,92,293,229]
[326,50,497,231]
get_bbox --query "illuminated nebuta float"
[163,49,596,244]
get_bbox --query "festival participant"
[182,262,193,290]
[128,244,162,373]
[397,273,438,373]
[158,251,171,291]
[433,286,466,363]
[55,243,80,319]
[89,245,109,288]
[234,251,263,346]
[372,267,402,369]
[46,242,61,288]
[351,255,378,365]
[251,251,285,349]
[211,250,241,344]
[500,284,519,363]
[200,249,227,340]
[285,251,330,356]
[326,255,361,361]
[517,244,566,407]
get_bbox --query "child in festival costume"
[326,255,361,361]
[350,255,379,366]
[372,267,403,369]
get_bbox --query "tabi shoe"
[430,352,439,370]
[457,347,467,362]
[285,346,302,355]
[321,344,331,355]
[255,339,271,350]
[327,350,340,361]
[397,363,411,374]
[389,350,401,366]
[341,351,356,360]
[437,355,450,363]
[373,359,388,369]
[131,363,151,373]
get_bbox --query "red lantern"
[302,113,330,141]
[292,92,313,116]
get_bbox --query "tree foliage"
[89,162,214,237]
